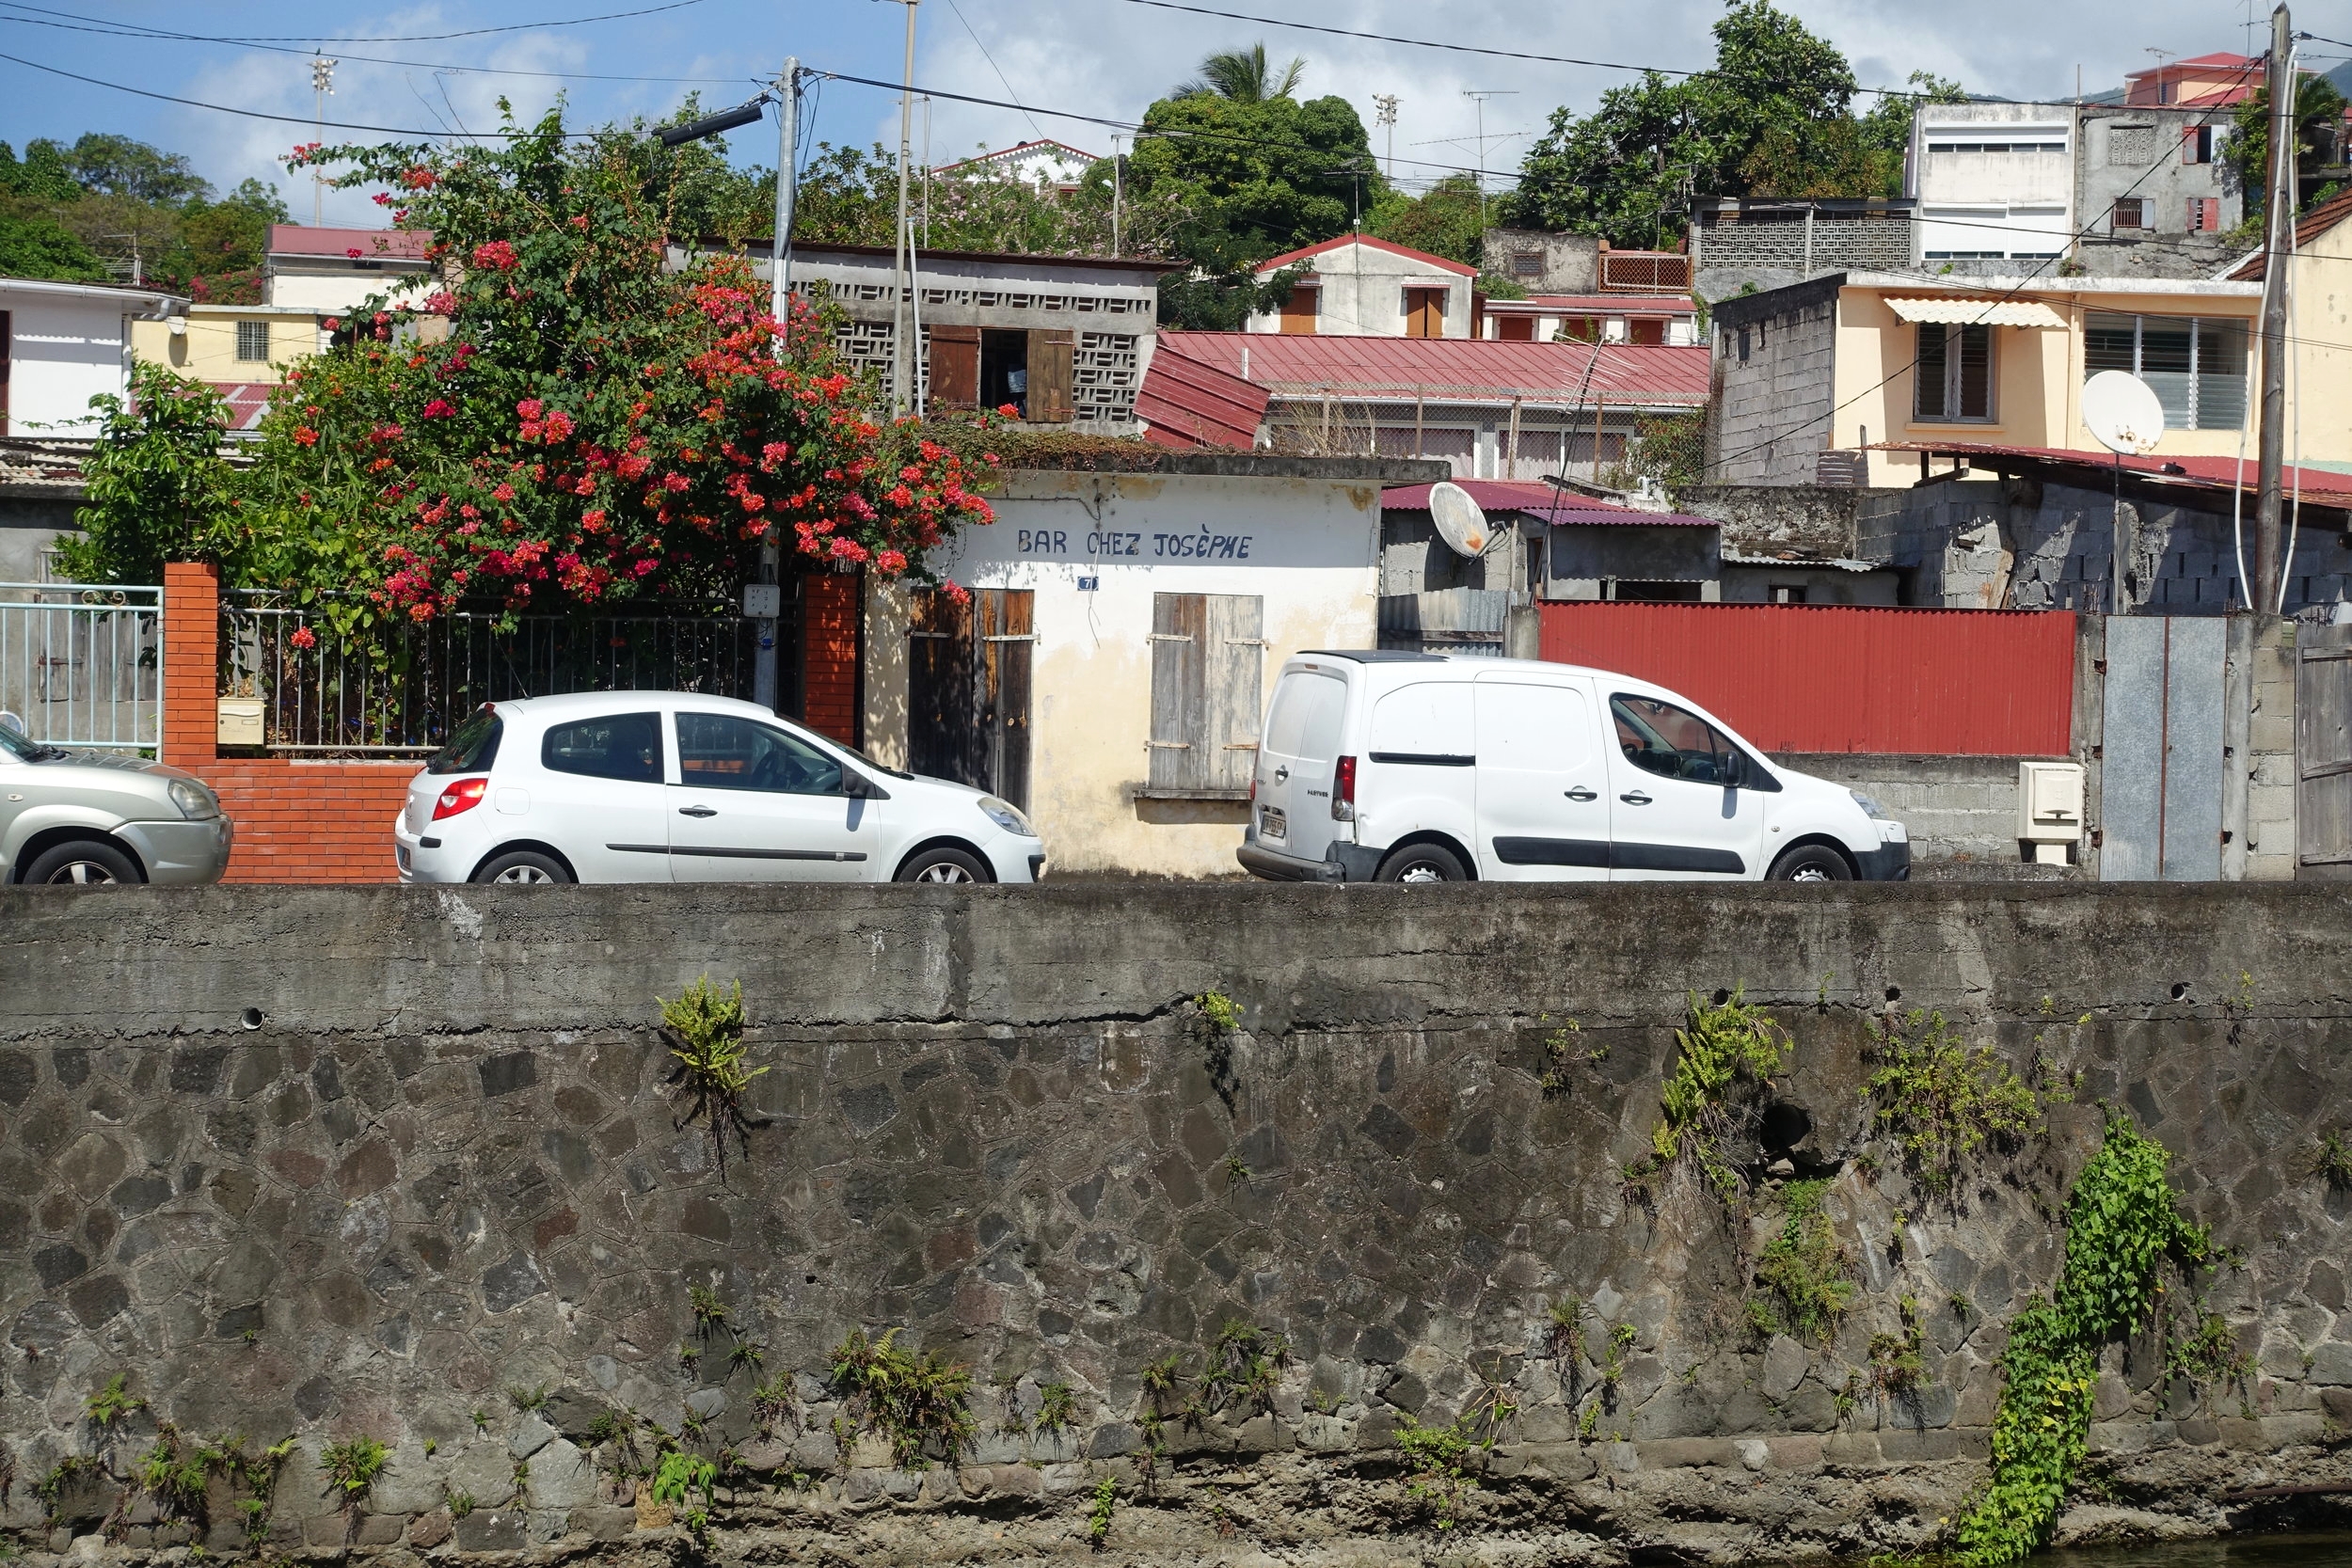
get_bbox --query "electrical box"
[216,697,264,747]
[2017,761,2084,864]
[741,582,782,619]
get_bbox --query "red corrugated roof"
[2229,186,2352,279]
[1382,479,1713,527]
[208,382,275,433]
[1869,440,2352,509]
[267,225,433,261]
[1507,293,1697,314]
[1161,331,1708,406]
[1252,234,1478,277]
[1136,345,1273,451]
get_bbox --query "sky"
[0,0,2324,227]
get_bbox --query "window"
[235,320,270,362]
[2182,124,2216,164]
[2085,312,2247,430]
[1403,287,1447,339]
[1611,695,1740,784]
[2108,125,2158,165]
[1147,593,1263,796]
[1914,322,1994,422]
[675,712,843,795]
[2186,196,2219,232]
[1926,140,2069,153]
[2112,198,2147,230]
[1772,584,1808,604]
[1279,282,1320,335]
[1736,325,1751,363]
[426,706,502,774]
[1510,249,1544,279]
[541,712,661,783]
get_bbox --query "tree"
[0,202,109,282]
[2229,73,2349,222]
[1368,173,1486,267]
[0,139,82,202]
[1504,2,1952,246]
[60,134,210,205]
[1177,43,1306,103]
[55,365,239,584]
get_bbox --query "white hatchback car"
[393,692,1044,886]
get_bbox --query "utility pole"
[754,57,800,715]
[1374,94,1399,182]
[1111,134,1122,256]
[310,54,336,225]
[2254,3,2294,614]
[893,0,920,420]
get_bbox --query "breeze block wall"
[2,882,2350,1567]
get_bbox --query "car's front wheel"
[471,849,573,886]
[896,847,993,884]
[24,838,141,886]
[1375,843,1470,883]
[1767,844,1853,883]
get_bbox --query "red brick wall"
[160,562,408,884]
[803,569,861,743]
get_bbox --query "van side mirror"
[1721,751,1748,788]
[843,772,873,799]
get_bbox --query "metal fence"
[220,591,763,754]
[0,582,164,752]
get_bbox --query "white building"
[0,277,186,437]
[1906,103,2077,264]
[932,139,1103,191]
[1246,235,1477,338]
[262,225,436,316]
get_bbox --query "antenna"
[1427,482,1497,559]
[1373,94,1399,182]
[310,54,336,226]
[1461,89,1517,232]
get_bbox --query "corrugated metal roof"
[1167,332,1708,407]
[209,383,275,434]
[1136,346,1272,451]
[1506,293,1698,313]
[1868,440,2352,510]
[1253,234,1478,277]
[1382,480,1715,528]
[267,225,433,261]
[1884,296,2066,327]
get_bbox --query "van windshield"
[1264,671,1347,761]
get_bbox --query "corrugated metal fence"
[1537,601,2075,755]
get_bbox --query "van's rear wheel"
[1768,844,1852,883]
[1375,843,1469,883]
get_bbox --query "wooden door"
[2299,628,2352,879]
[977,589,1033,811]
[908,588,1033,808]
[1495,314,1534,341]
[1279,284,1319,335]
[1026,329,1074,422]
[909,588,976,784]
[1406,288,1444,339]
[928,324,980,409]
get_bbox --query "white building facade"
[0,277,185,437]
[1246,236,1477,338]
[1906,103,2078,264]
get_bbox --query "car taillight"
[1332,755,1357,821]
[433,777,487,820]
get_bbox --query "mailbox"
[216,697,265,747]
[2016,760,2084,864]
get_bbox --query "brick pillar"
[162,562,219,770]
[802,570,862,744]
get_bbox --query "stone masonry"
[3,883,2351,1568]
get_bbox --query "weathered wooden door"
[1025,330,1073,422]
[908,588,1033,809]
[928,324,980,409]
[1147,593,1264,795]
[2297,626,2352,878]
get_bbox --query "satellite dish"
[2083,371,2165,455]
[1428,482,1495,558]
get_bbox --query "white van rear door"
[1472,678,1611,880]
[1257,667,1349,863]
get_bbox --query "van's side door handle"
[1619,791,1652,805]
[1274,766,1289,783]
[678,805,717,817]
[1565,786,1597,801]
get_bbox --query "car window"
[1263,672,1347,761]
[0,723,41,762]
[676,712,843,795]
[426,706,502,775]
[541,712,662,784]
[1611,694,1736,784]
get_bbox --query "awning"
[1883,296,2065,328]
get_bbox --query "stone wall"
[4,884,2351,1568]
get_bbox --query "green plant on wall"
[1036,1382,1078,1435]
[1535,1017,1608,1097]
[138,1432,209,1520]
[650,1449,715,1538]
[1085,1474,1116,1546]
[1392,1412,1479,1529]
[1867,1295,1930,1404]
[2300,1129,2352,1192]
[321,1435,389,1511]
[659,974,766,1172]
[1632,989,1792,1201]
[87,1374,148,1430]
[1947,1117,2214,1566]
[1200,1321,1289,1416]
[1749,1179,1855,1340]
[829,1327,976,1469]
[1866,1009,2051,1196]
[1192,990,1243,1106]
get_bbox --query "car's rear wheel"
[24,839,140,886]
[1375,843,1470,883]
[896,847,992,884]
[1768,844,1852,883]
[471,850,572,886]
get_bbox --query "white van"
[1235,652,1908,884]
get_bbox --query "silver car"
[0,719,233,885]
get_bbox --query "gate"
[2100,616,2226,880]
[909,588,1033,810]
[2298,626,2352,878]
[0,581,164,751]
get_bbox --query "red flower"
[324,317,342,331]
[616,454,650,480]
[516,398,544,420]
[346,247,364,260]
[290,626,317,649]
[941,580,972,607]
[876,548,908,575]
[997,403,1020,418]
[570,214,589,230]
[472,240,519,272]
[399,166,438,190]
[372,193,392,207]
[543,410,574,440]
[421,399,455,420]
[492,483,516,501]
[294,427,320,447]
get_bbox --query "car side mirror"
[843,772,873,799]
[1721,751,1748,788]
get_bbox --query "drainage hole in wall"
[1759,1102,1813,1152]
[2170,983,2191,1001]
[240,1007,264,1031]
[1883,986,1902,1003]
[1711,988,1731,1005]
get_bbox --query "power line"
[0,5,741,83]
[940,0,1046,145]
[0,0,709,44]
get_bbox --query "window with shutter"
[1146,593,1264,797]
[1026,328,1074,422]
[928,325,980,408]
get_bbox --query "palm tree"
[1177,43,1306,103]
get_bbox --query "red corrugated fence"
[1537,601,2075,755]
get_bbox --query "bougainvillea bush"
[169,107,995,621]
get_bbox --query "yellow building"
[130,305,326,385]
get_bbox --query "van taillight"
[433,777,487,820]
[1332,755,1357,821]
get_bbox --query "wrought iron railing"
[0,582,164,752]
[218,591,763,754]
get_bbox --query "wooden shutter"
[908,588,976,784]
[1279,284,1319,335]
[1027,329,1074,422]
[2299,630,2352,873]
[929,324,980,408]
[1148,593,1207,790]
[1206,594,1264,792]
[979,589,1033,811]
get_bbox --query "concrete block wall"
[1769,752,2057,868]
[2247,619,2298,879]
[1705,283,1840,487]
[1692,219,1915,275]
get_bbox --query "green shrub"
[829,1327,976,1468]
[1641,989,1791,1200]
[660,975,765,1169]
[1750,1180,1855,1341]
[1866,1009,2048,1196]
[1086,1475,1116,1546]
[1392,1413,1478,1528]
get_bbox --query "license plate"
[1260,805,1286,841]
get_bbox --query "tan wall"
[129,310,321,384]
